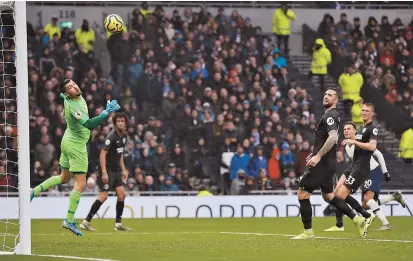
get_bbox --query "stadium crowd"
[2,4,317,195]
[316,13,413,164]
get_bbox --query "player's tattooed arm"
[316,130,338,158]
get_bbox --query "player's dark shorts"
[361,166,382,197]
[299,159,335,194]
[97,170,123,192]
[343,166,370,194]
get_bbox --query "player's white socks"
[378,195,394,205]
[367,199,389,226]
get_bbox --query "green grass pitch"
[1,217,413,261]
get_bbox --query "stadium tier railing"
[1,189,412,197]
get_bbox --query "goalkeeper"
[30,79,121,236]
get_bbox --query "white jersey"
[344,144,388,173]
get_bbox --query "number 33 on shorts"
[345,175,355,185]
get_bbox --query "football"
[104,14,124,33]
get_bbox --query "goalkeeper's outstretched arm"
[82,100,121,130]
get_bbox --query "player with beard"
[292,87,367,239]
[80,112,132,231]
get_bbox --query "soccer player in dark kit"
[292,87,367,239]
[80,112,132,231]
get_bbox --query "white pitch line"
[219,231,413,243]
[32,254,119,261]
[32,231,215,236]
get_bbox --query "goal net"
[0,1,31,255]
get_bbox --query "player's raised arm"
[82,100,121,130]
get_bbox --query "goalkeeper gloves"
[103,100,121,115]
[384,172,391,182]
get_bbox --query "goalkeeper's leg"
[62,173,86,236]
[31,168,72,201]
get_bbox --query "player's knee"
[297,189,310,200]
[322,192,334,202]
[117,188,126,201]
[98,193,108,202]
[60,174,70,184]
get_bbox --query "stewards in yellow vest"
[139,2,153,17]
[197,187,213,196]
[75,20,95,53]
[338,65,363,103]
[310,38,331,90]
[44,16,61,39]
[351,98,363,128]
[399,128,413,164]
[272,3,296,53]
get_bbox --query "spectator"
[143,175,157,191]
[338,65,363,117]
[229,144,251,180]
[84,177,99,194]
[44,16,61,39]
[272,3,296,54]
[351,98,364,128]
[280,143,294,175]
[268,143,281,181]
[239,176,256,195]
[75,19,95,53]
[256,168,273,191]
[399,128,413,164]
[160,176,179,192]
[309,38,331,91]
[248,145,268,178]
[34,134,55,171]
[297,140,311,175]
[283,169,298,195]
[197,185,213,196]
[152,145,168,177]
[272,48,287,69]
[230,169,245,195]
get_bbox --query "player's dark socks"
[330,196,356,219]
[299,199,312,229]
[86,200,103,222]
[116,201,124,223]
[345,196,371,218]
[335,209,343,228]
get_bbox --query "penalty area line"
[219,232,413,243]
[32,254,120,261]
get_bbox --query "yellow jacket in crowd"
[75,28,95,53]
[197,190,213,196]
[272,8,296,35]
[338,72,363,102]
[44,23,61,39]
[311,38,331,75]
[399,128,413,159]
[351,99,363,128]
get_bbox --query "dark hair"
[344,121,357,129]
[60,79,71,94]
[363,103,375,112]
[112,112,128,125]
[326,86,341,100]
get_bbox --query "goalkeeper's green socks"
[33,175,62,196]
[66,190,82,223]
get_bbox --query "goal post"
[15,0,31,255]
[0,0,31,255]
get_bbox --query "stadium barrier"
[2,195,412,219]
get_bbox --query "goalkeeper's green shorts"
[59,140,88,174]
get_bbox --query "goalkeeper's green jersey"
[62,95,90,144]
